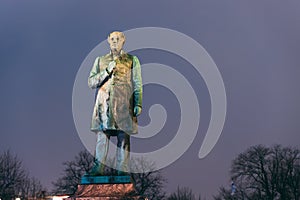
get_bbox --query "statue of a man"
[88,31,142,176]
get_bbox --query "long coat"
[88,51,142,135]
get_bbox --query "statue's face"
[108,32,125,54]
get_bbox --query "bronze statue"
[88,31,142,176]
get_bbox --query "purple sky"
[1,1,300,199]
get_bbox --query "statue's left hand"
[134,106,142,117]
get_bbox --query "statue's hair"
[107,31,125,42]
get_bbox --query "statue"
[87,31,143,176]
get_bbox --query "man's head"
[107,31,126,54]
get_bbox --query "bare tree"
[0,150,26,199]
[129,158,167,200]
[167,186,201,200]
[22,176,45,199]
[214,145,300,200]
[214,186,236,200]
[52,150,94,195]
[0,150,45,199]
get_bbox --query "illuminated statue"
[88,31,142,175]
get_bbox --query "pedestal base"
[74,176,146,200]
[81,175,131,184]
[75,183,137,199]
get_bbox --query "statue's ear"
[107,33,111,44]
[120,32,126,43]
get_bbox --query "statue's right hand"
[107,61,116,73]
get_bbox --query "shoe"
[86,162,105,176]
[117,170,129,176]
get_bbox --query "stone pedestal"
[73,176,145,200]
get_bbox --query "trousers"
[95,130,130,174]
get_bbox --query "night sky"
[1,1,300,199]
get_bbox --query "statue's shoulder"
[127,53,140,60]
[100,53,111,61]
[125,53,133,59]
[98,54,112,66]
[124,53,138,64]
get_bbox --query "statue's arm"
[88,57,110,89]
[132,56,143,111]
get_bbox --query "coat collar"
[109,50,125,56]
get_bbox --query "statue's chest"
[101,56,133,84]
